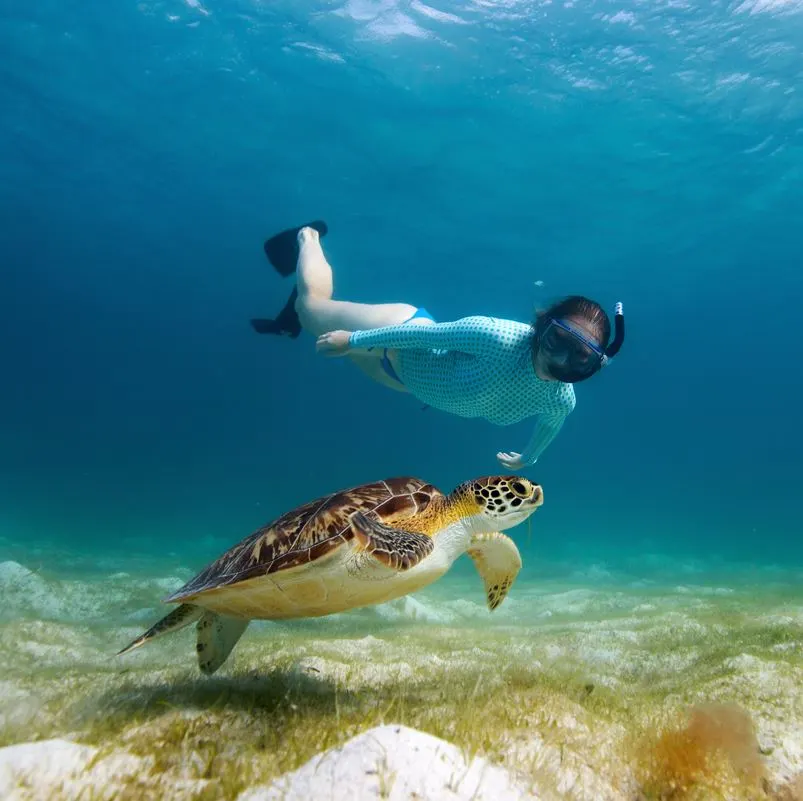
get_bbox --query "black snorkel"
[604,301,625,360]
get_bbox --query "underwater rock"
[0,738,143,800]
[0,561,66,620]
[239,723,534,801]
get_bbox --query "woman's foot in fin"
[250,288,301,338]
[263,220,328,277]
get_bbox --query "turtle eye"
[510,480,529,497]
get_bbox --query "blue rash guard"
[348,315,576,466]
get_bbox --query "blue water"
[1,0,802,574]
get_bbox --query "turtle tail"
[118,604,250,676]
[117,603,203,656]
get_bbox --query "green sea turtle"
[118,474,543,674]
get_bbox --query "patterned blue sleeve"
[518,413,567,465]
[518,384,576,465]
[348,316,504,356]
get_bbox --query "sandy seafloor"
[2,535,803,801]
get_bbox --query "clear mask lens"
[540,319,605,381]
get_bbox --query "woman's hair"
[531,295,611,349]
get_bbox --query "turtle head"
[452,476,544,533]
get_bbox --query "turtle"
[118,473,544,675]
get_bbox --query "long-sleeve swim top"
[348,315,576,465]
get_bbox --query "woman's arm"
[497,415,567,469]
[348,316,503,356]
[498,383,576,469]
[518,413,567,465]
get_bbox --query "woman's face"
[533,314,604,382]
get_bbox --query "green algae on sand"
[1,557,803,800]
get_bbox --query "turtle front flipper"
[466,532,522,611]
[349,512,434,571]
[117,603,203,656]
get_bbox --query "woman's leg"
[294,227,430,391]
[294,227,416,335]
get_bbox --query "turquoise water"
[2,0,801,573]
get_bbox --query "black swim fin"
[263,220,328,277]
[250,288,301,338]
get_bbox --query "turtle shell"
[164,476,441,603]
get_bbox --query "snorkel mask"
[537,302,625,383]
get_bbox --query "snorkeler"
[251,222,625,471]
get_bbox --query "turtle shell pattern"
[164,477,442,603]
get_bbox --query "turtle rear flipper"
[117,602,203,656]
[466,532,522,611]
[196,611,250,675]
[349,512,434,571]
[264,220,328,276]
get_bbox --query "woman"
[252,222,625,470]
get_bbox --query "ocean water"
[2,1,803,799]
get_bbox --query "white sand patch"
[240,723,533,801]
[0,739,165,801]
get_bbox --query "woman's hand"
[316,330,352,356]
[497,451,526,471]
